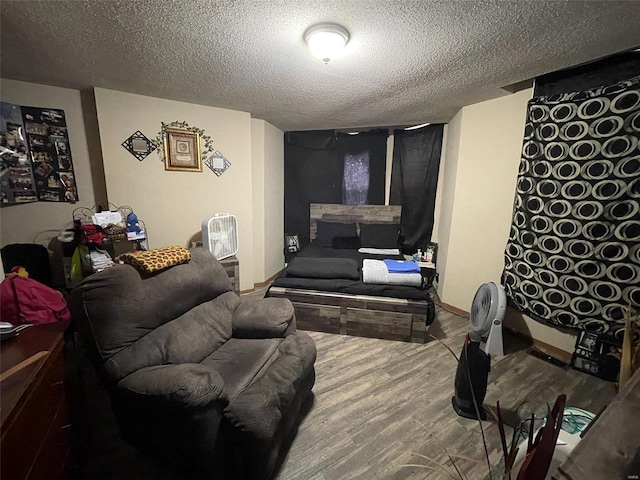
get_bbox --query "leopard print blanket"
[120,245,191,275]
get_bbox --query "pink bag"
[0,275,71,325]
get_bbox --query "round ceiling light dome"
[304,23,349,63]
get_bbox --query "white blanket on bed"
[362,259,423,286]
[358,247,401,255]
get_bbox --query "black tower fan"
[452,282,506,420]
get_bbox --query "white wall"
[437,88,577,353]
[0,79,96,246]
[94,88,255,290]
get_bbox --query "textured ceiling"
[1,1,640,131]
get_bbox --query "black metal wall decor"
[121,130,157,161]
[1,101,78,205]
[204,150,231,177]
[503,75,640,340]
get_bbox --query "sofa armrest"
[118,363,227,408]
[232,298,296,338]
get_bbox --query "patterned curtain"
[503,76,640,340]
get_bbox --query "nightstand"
[220,256,239,293]
[417,261,437,288]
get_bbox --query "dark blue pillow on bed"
[359,223,400,249]
[315,221,358,247]
[332,236,361,249]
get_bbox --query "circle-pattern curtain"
[503,75,640,340]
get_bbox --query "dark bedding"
[286,257,360,280]
[270,243,431,301]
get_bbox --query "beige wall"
[441,89,529,309]
[0,79,96,246]
[435,112,463,295]
[437,88,577,353]
[94,88,256,290]
[250,118,285,283]
[251,119,266,283]
[262,121,285,279]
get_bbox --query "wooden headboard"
[309,203,401,240]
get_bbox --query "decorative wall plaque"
[204,150,231,177]
[121,130,157,161]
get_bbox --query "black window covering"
[534,49,640,97]
[337,129,387,206]
[284,131,339,248]
[390,124,444,253]
[284,129,387,248]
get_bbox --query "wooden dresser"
[1,321,70,480]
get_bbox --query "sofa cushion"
[201,337,281,399]
[73,248,231,361]
[222,332,316,441]
[118,363,227,408]
[106,292,240,380]
[232,298,295,338]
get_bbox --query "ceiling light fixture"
[404,122,431,130]
[304,23,350,63]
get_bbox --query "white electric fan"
[202,214,238,260]
[469,281,507,356]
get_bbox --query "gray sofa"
[70,248,316,479]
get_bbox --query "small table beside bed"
[267,204,436,343]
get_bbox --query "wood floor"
[273,305,617,480]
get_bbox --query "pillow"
[315,221,357,247]
[359,223,400,249]
[332,236,361,250]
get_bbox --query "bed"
[267,204,435,343]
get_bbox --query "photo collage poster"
[0,101,78,206]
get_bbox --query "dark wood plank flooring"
[274,305,617,480]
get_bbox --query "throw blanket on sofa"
[286,257,360,280]
[362,259,422,286]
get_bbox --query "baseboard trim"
[254,271,280,288]
[433,292,573,363]
[506,328,573,364]
[432,292,469,318]
[239,271,280,295]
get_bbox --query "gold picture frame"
[163,127,202,172]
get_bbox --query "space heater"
[452,281,507,420]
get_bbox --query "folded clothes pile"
[362,259,422,286]
[89,249,114,272]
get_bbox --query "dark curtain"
[284,131,339,247]
[390,124,443,253]
[534,49,640,97]
[285,129,388,248]
[337,129,387,205]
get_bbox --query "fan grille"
[470,283,497,336]
[202,214,238,260]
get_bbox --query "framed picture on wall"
[421,242,438,265]
[163,128,202,172]
[285,233,300,253]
